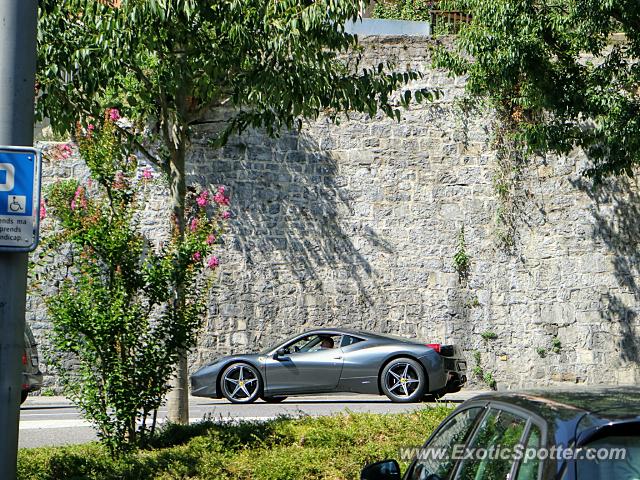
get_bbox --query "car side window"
[284,335,314,353]
[405,406,484,480]
[285,334,342,353]
[515,424,542,480]
[456,407,528,480]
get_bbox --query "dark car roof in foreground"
[467,386,640,423]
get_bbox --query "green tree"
[43,116,229,452]
[433,0,640,180]
[37,0,434,423]
[372,0,433,22]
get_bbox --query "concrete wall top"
[345,18,431,37]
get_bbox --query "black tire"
[261,396,287,403]
[446,384,462,394]
[380,357,427,403]
[20,390,28,404]
[220,363,262,404]
[423,388,446,402]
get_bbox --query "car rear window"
[577,436,640,479]
[372,332,413,343]
[25,324,37,346]
[340,335,364,347]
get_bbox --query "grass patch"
[18,407,454,480]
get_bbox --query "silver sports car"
[190,328,467,403]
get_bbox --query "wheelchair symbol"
[8,195,26,214]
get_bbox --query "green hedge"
[18,407,453,480]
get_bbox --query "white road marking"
[21,412,82,418]
[20,419,92,430]
[19,416,280,431]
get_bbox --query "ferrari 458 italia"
[191,328,467,403]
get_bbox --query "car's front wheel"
[380,358,426,403]
[220,363,262,404]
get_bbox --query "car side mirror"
[361,460,401,480]
[274,348,287,358]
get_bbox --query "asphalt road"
[19,391,481,449]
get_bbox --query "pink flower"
[213,191,230,206]
[222,210,231,219]
[87,124,95,135]
[196,190,209,207]
[39,200,46,220]
[72,186,87,209]
[60,144,72,159]
[217,185,226,194]
[108,108,121,122]
[192,251,202,262]
[141,168,153,180]
[207,256,219,269]
[190,218,199,232]
[206,234,216,245]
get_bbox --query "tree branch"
[129,63,155,92]
[112,122,165,170]
[186,95,234,125]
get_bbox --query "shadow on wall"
[188,127,396,344]
[573,176,640,365]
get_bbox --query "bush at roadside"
[18,407,453,480]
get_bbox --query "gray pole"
[0,1,39,477]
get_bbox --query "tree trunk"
[166,134,190,425]
[167,350,189,424]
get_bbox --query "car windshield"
[258,333,305,354]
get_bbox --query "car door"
[454,406,537,480]
[403,405,486,480]
[264,334,344,394]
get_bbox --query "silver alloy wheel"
[384,362,421,398]
[222,364,259,402]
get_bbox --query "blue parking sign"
[0,146,42,252]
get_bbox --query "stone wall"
[31,35,640,389]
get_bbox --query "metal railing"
[429,10,472,34]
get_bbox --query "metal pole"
[0,1,39,477]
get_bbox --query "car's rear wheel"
[220,363,262,404]
[261,396,287,403]
[381,358,426,403]
[20,390,28,404]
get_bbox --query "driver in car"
[320,337,334,349]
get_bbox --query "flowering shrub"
[40,113,229,453]
[43,142,73,161]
